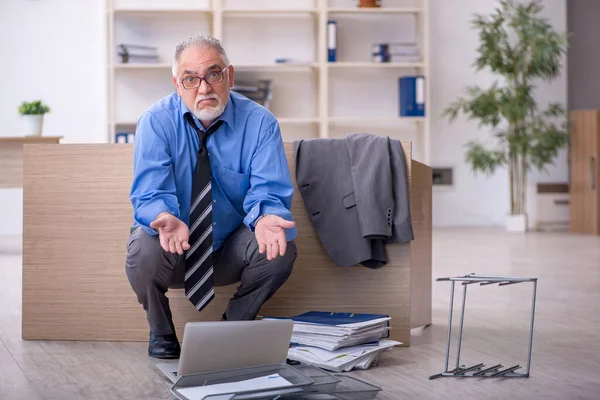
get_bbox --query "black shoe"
[148,332,181,359]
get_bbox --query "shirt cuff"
[245,203,263,230]
[244,203,297,242]
[135,198,179,231]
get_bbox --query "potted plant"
[443,0,569,232]
[19,100,50,136]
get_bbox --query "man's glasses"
[180,67,229,90]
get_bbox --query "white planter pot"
[506,214,527,232]
[22,114,44,136]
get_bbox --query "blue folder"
[283,311,389,325]
[267,311,392,345]
[327,20,337,62]
[399,76,425,117]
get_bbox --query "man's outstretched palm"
[255,215,296,261]
[150,212,190,255]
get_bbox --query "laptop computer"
[156,319,294,383]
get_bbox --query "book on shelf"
[399,75,425,117]
[327,20,337,62]
[233,79,273,109]
[115,132,135,144]
[371,42,421,63]
[117,44,159,64]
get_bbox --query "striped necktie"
[184,113,223,311]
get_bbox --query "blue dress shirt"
[130,91,296,250]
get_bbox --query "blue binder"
[266,311,392,344]
[284,311,389,325]
[399,76,425,117]
[327,20,337,62]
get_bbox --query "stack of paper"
[287,340,402,373]
[264,311,401,372]
[289,315,391,351]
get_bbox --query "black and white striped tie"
[184,113,223,312]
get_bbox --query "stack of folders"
[371,42,420,63]
[233,80,273,109]
[117,44,159,64]
[264,311,402,373]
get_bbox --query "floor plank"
[0,338,43,399]
[2,229,600,399]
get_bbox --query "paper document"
[287,339,402,372]
[175,373,296,400]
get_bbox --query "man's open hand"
[255,215,296,261]
[150,212,190,255]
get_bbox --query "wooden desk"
[0,136,62,188]
[22,143,432,345]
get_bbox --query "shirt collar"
[179,93,235,132]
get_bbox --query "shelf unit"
[106,0,430,163]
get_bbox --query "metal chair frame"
[429,273,538,379]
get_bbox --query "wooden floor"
[2,228,600,399]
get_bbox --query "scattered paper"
[175,373,298,400]
[287,339,402,372]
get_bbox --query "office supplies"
[287,339,401,372]
[116,44,159,64]
[171,363,314,400]
[264,311,391,351]
[291,364,341,393]
[115,132,135,144]
[429,273,538,379]
[372,42,420,63]
[327,21,337,62]
[156,319,294,383]
[327,375,382,399]
[280,311,389,326]
[271,312,390,348]
[399,76,425,117]
[233,80,272,109]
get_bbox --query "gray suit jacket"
[294,133,414,268]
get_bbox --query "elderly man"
[125,35,297,359]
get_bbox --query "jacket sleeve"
[386,139,414,242]
[346,134,394,239]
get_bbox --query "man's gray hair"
[172,35,230,77]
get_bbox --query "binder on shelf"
[399,76,425,117]
[233,80,273,109]
[117,44,159,64]
[115,132,135,144]
[372,42,421,63]
[327,20,337,62]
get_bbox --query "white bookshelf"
[106,0,430,163]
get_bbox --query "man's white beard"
[193,94,226,121]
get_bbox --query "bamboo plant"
[443,0,569,217]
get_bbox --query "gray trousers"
[125,224,297,336]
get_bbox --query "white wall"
[0,0,568,235]
[0,0,106,235]
[429,0,568,227]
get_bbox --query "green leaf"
[19,100,50,115]
[444,0,569,212]
[464,141,507,174]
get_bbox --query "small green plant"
[19,100,50,116]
